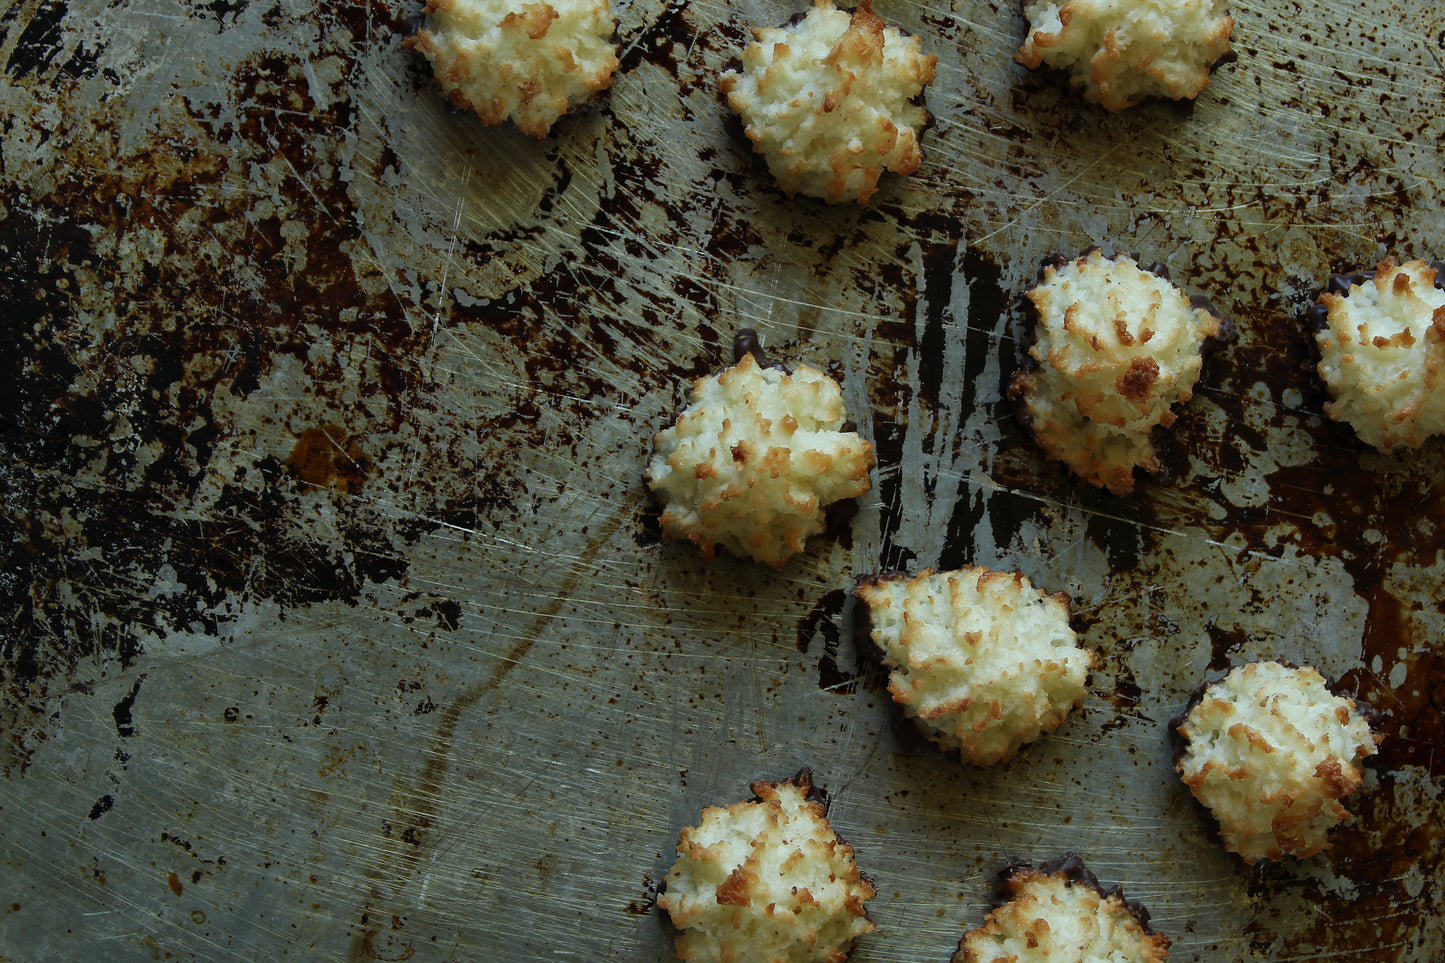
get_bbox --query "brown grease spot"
[285,426,372,494]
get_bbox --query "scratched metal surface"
[2,0,1443,959]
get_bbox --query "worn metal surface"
[2,0,1443,959]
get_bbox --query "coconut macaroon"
[1016,0,1234,112]
[658,769,877,963]
[1309,258,1445,451]
[720,0,938,204]
[646,331,875,568]
[853,566,1093,767]
[1172,661,1381,867]
[1008,249,1232,496]
[954,854,1170,963]
[409,0,619,138]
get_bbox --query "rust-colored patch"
[286,426,372,494]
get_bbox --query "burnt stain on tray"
[3,0,1445,959]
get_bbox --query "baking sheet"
[2,0,1443,959]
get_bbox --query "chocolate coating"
[995,853,1160,933]
[732,328,788,372]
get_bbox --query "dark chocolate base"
[994,853,1161,934]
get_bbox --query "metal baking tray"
[2,0,1441,959]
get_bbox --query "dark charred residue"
[872,238,1011,574]
[88,794,115,820]
[2,28,419,757]
[795,588,856,695]
[112,677,144,738]
[1083,505,1146,574]
[193,0,251,24]
[632,506,663,548]
[869,409,917,574]
[902,246,1004,569]
[1343,623,1444,779]
[625,874,659,916]
[1098,665,1146,733]
[819,493,859,553]
[3,0,456,773]
[961,249,1009,407]
[5,0,664,772]
[285,426,373,494]
[398,481,525,542]
[433,599,462,632]
[936,485,984,572]
[617,0,698,76]
[4,0,68,79]
[1204,622,1249,673]
[914,239,953,415]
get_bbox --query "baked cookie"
[658,769,876,963]
[1309,257,1445,451]
[409,0,619,137]
[954,854,1170,963]
[1008,249,1233,495]
[646,331,875,568]
[721,0,937,204]
[1172,661,1380,866]
[853,566,1092,766]
[1016,0,1234,111]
